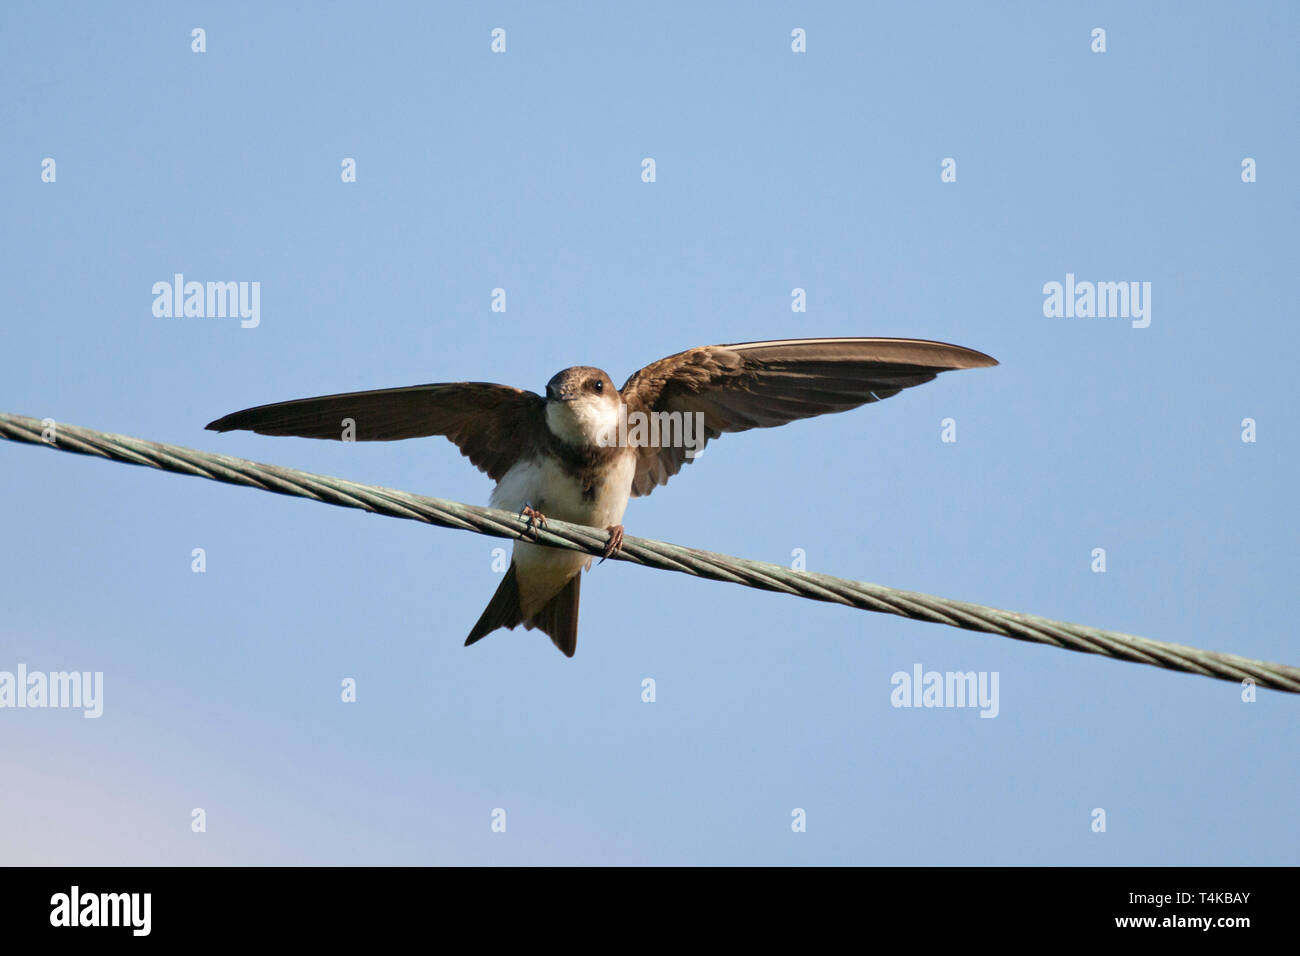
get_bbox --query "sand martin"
[206,337,997,656]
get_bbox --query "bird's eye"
[592,380,603,392]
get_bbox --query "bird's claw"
[519,505,548,537]
[599,524,625,564]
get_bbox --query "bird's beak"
[546,383,559,401]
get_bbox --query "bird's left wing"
[206,382,545,481]
[619,337,997,497]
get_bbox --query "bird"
[205,337,997,657]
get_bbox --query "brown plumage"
[206,336,997,656]
[619,337,996,496]
[206,382,547,481]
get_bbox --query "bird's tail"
[525,572,580,658]
[464,563,581,657]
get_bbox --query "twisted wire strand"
[3,411,1297,693]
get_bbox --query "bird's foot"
[599,524,625,564]
[518,504,548,537]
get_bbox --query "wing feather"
[620,337,996,497]
[205,382,545,481]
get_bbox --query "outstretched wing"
[619,337,997,497]
[205,382,546,481]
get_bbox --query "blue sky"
[2,1,1296,865]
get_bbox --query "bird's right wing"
[206,382,546,481]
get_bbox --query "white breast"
[489,451,635,528]
[489,451,637,617]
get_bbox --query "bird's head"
[544,366,621,447]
